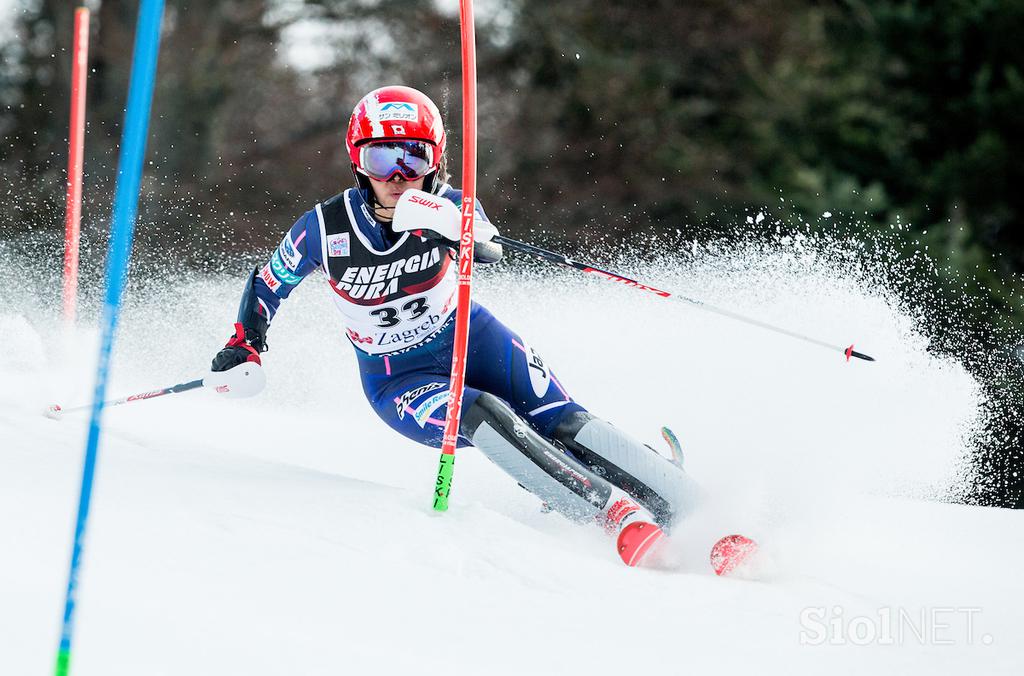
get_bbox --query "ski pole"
[45,363,267,420]
[45,379,203,419]
[491,235,876,362]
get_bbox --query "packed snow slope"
[2,235,1021,675]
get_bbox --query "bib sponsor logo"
[396,382,446,420]
[378,310,445,348]
[347,328,374,345]
[377,102,418,122]
[270,251,302,284]
[335,247,442,301]
[520,340,551,398]
[328,232,350,257]
[344,307,455,354]
[278,233,302,270]
[259,264,282,292]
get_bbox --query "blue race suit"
[251,183,586,448]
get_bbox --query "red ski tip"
[617,521,665,567]
[710,534,759,576]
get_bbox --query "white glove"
[392,189,497,243]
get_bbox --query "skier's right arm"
[210,211,323,372]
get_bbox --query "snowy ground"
[2,243,1021,675]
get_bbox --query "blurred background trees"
[1,0,1022,503]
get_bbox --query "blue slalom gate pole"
[55,2,165,675]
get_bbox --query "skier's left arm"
[210,211,322,372]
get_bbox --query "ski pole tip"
[44,404,64,420]
[845,345,876,362]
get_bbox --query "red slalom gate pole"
[63,7,90,322]
[433,0,478,511]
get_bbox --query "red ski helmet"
[346,86,446,190]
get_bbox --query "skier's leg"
[359,333,666,563]
[361,372,473,448]
[357,339,472,448]
[362,363,643,524]
[464,304,586,437]
[363,367,654,528]
[551,410,700,528]
[460,390,661,552]
[462,391,609,520]
[465,304,698,527]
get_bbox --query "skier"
[210,85,698,566]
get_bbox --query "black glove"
[211,322,266,372]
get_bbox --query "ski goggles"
[358,140,436,181]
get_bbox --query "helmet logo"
[347,86,445,187]
[377,102,419,122]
